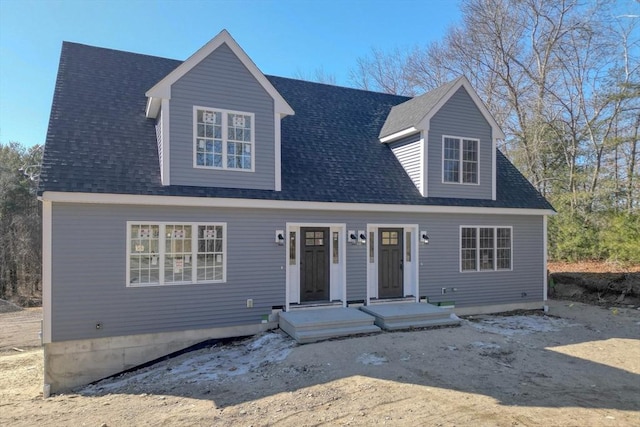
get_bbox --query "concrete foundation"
[453,301,544,316]
[44,321,277,395]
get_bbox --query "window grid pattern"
[461,227,511,272]
[196,110,222,167]
[496,228,512,270]
[381,231,399,246]
[479,227,494,271]
[226,113,252,169]
[305,231,324,246]
[129,224,160,285]
[462,139,478,183]
[194,108,253,170]
[443,137,460,183]
[197,225,224,281]
[443,136,479,184]
[461,227,477,271]
[128,223,225,286]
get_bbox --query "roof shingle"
[39,42,553,211]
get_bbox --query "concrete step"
[360,303,460,331]
[380,317,461,331]
[293,324,382,344]
[279,307,381,343]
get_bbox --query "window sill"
[193,164,255,173]
[127,280,226,287]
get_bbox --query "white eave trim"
[380,127,419,144]
[41,191,555,216]
[144,29,294,119]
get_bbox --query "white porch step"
[279,308,381,344]
[360,303,461,331]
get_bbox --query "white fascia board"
[417,76,506,140]
[379,127,418,143]
[145,29,294,117]
[42,191,555,216]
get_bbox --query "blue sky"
[0,0,462,148]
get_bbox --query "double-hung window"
[460,226,511,272]
[443,136,478,184]
[127,222,226,286]
[194,107,254,171]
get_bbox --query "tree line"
[0,1,638,303]
[348,0,639,263]
[0,142,42,303]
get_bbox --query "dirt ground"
[1,300,639,426]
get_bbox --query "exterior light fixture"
[420,231,430,244]
[348,230,357,244]
[358,230,366,245]
[276,230,285,245]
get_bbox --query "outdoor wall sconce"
[358,230,366,245]
[420,230,430,244]
[276,230,285,245]
[348,230,357,245]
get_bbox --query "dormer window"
[194,107,254,171]
[443,136,478,184]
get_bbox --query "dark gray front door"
[300,227,330,302]
[378,228,403,298]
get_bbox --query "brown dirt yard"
[1,300,639,426]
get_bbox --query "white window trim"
[459,225,513,273]
[192,106,255,173]
[442,135,480,185]
[126,221,227,287]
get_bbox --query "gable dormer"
[380,77,504,200]
[145,30,294,190]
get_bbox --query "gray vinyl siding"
[50,203,544,342]
[427,87,493,199]
[389,133,422,194]
[169,43,275,190]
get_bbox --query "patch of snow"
[357,353,388,365]
[81,331,294,395]
[469,315,578,336]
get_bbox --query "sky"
[0,0,462,149]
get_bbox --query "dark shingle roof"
[378,77,461,139]
[39,42,553,211]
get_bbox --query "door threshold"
[288,301,344,310]
[370,296,416,304]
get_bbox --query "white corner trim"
[380,127,418,143]
[145,29,294,118]
[42,200,52,344]
[543,215,548,301]
[161,99,171,185]
[41,191,555,216]
[419,136,425,196]
[422,131,428,197]
[274,112,282,192]
[492,137,497,200]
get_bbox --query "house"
[39,30,554,394]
